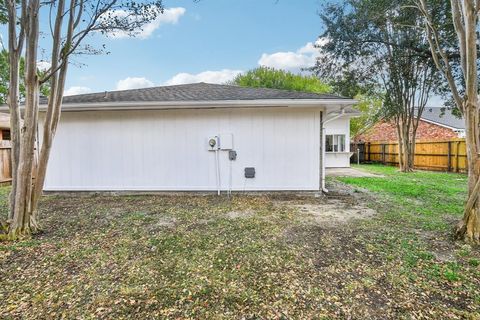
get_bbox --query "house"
[354,107,465,143]
[421,108,465,138]
[37,83,357,192]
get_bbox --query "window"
[326,134,346,152]
[1,130,10,141]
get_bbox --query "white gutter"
[321,107,346,193]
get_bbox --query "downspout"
[321,107,345,193]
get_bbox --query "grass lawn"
[0,165,479,319]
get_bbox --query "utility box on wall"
[207,136,219,151]
[244,167,255,178]
[219,133,233,150]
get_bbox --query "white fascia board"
[324,106,361,119]
[33,99,357,112]
[326,112,361,118]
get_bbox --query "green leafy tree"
[327,71,382,138]
[350,94,382,138]
[315,0,449,172]
[233,67,378,138]
[232,67,331,94]
[0,0,6,24]
[0,50,49,104]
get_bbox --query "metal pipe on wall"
[215,149,221,195]
[321,107,345,192]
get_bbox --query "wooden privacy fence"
[351,139,467,172]
[0,141,12,184]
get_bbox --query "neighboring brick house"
[355,108,465,143]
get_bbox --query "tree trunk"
[396,120,404,171]
[455,102,480,243]
[454,1,480,244]
[402,133,413,172]
[7,52,21,222]
[30,0,73,218]
[409,137,416,171]
[396,117,414,173]
[30,68,67,215]
[403,120,414,173]
[6,0,22,222]
[29,0,66,218]
[409,118,421,172]
[8,0,41,239]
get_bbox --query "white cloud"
[258,39,327,72]
[164,69,243,85]
[116,77,154,90]
[105,7,186,39]
[37,60,51,72]
[64,86,92,96]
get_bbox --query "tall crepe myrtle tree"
[314,0,444,172]
[4,0,164,239]
[415,0,480,243]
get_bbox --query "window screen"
[325,134,345,152]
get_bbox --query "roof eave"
[34,98,357,112]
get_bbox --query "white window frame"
[325,134,346,153]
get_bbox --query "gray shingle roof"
[421,108,465,130]
[44,83,349,105]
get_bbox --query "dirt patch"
[288,199,376,225]
[154,217,177,227]
[274,188,377,226]
[326,167,385,178]
[147,217,177,233]
[268,178,378,226]
[225,210,254,219]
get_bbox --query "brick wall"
[354,119,460,143]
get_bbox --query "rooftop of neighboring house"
[421,107,465,131]
[354,107,466,143]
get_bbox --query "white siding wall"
[324,117,352,168]
[41,108,321,191]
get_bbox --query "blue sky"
[0,0,325,95]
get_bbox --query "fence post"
[447,141,452,172]
[357,148,360,165]
[455,141,460,173]
[382,144,386,164]
[367,142,371,162]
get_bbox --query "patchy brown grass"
[0,167,479,319]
